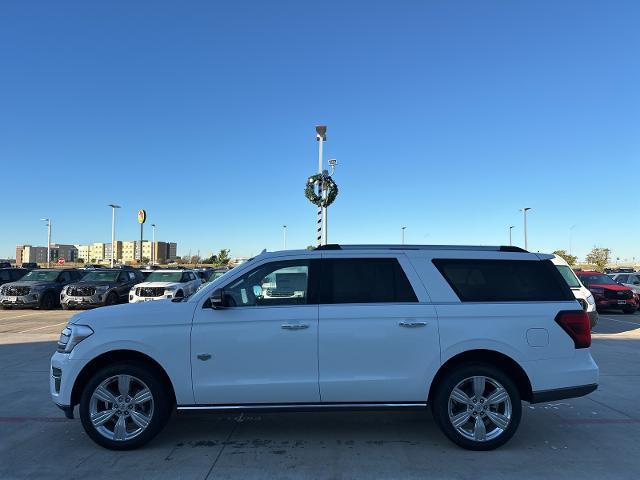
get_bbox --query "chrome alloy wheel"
[447,375,512,442]
[89,374,154,441]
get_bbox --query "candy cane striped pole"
[315,126,327,246]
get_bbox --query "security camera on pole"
[305,126,339,246]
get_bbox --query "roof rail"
[315,244,528,253]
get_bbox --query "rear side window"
[432,259,574,302]
[320,258,418,304]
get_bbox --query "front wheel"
[431,364,521,451]
[79,363,171,450]
[39,291,57,310]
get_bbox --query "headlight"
[57,325,94,353]
[31,285,46,292]
[586,294,595,306]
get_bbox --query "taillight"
[555,310,591,349]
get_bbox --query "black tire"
[39,291,57,310]
[61,304,71,310]
[431,363,522,451]
[622,306,636,314]
[105,291,119,306]
[174,290,184,298]
[79,362,172,450]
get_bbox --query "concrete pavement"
[0,309,638,479]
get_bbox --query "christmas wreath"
[305,173,338,208]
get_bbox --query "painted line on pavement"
[15,321,68,334]
[0,416,68,424]
[599,316,640,326]
[560,418,640,425]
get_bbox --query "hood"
[67,280,116,288]
[3,280,57,288]
[134,281,183,289]
[586,283,631,291]
[69,298,197,328]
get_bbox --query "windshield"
[146,271,183,283]
[19,270,60,282]
[80,271,120,282]
[556,265,581,288]
[579,274,617,286]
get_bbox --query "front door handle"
[399,321,428,328]
[197,353,212,361]
[281,323,309,330]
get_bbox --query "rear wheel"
[431,364,521,451]
[79,362,171,450]
[623,306,636,314]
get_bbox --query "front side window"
[433,259,574,302]
[319,258,417,304]
[615,274,629,283]
[579,274,617,287]
[223,260,310,307]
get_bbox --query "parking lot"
[0,309,638,480]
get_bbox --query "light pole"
[315,125,326,246]
[108,204,120,268]
[521,208,532,250]
[283,225,287,250]
[151,223,156,265]
[41,218,51,267]
[401,226,406,245]
[569,224,576,255]
[509,226,515,246]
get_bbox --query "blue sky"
[1,0,639,261]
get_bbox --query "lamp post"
[283,225,287,250]
[401,226,406,245]
[108,204,120,268]
[41,218,51,267]
[151,223,156,265]
[315,125,326,246]
[520,208,532,250]
[569,224,576,255]
[509,226,515,246]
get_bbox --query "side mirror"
[209,288,226,309]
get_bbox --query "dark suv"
[0,269,84,309]
[0,268,28,287]
[60,268,144,309]
[576,270,637,313]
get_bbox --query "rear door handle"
[399,321,428,328]
[281,323,309,330]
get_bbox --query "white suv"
[50,245,598,451]
[128,269,201,303]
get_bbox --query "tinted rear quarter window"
[432,259,574,302]
[320,258,417,304]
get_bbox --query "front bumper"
[0,293,39,308]
[595,298,636,310]
[129,293,173,303]
[60,292,105,308]
[50,351,84,413]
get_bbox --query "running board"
[177,402,427,413]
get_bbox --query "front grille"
[68,286,96,296]
[604,289,632,300]
[136,287,165,297]
[577,298,588,311]
[1,286,30,296]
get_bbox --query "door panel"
[191,305,319,404]
[319,304,439,402]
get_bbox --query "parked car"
[604,267,635,274]
[51,245,597,451]
[610,273,640,306]
[21,262,39,270]
[128,269,201,302]
[61,268,145,310]
[550,255,598,329]
[1,268,84,309]
[0,261,12,268]
[576,271,637,313]
[0,268,29,287]
[193,268,214,283]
